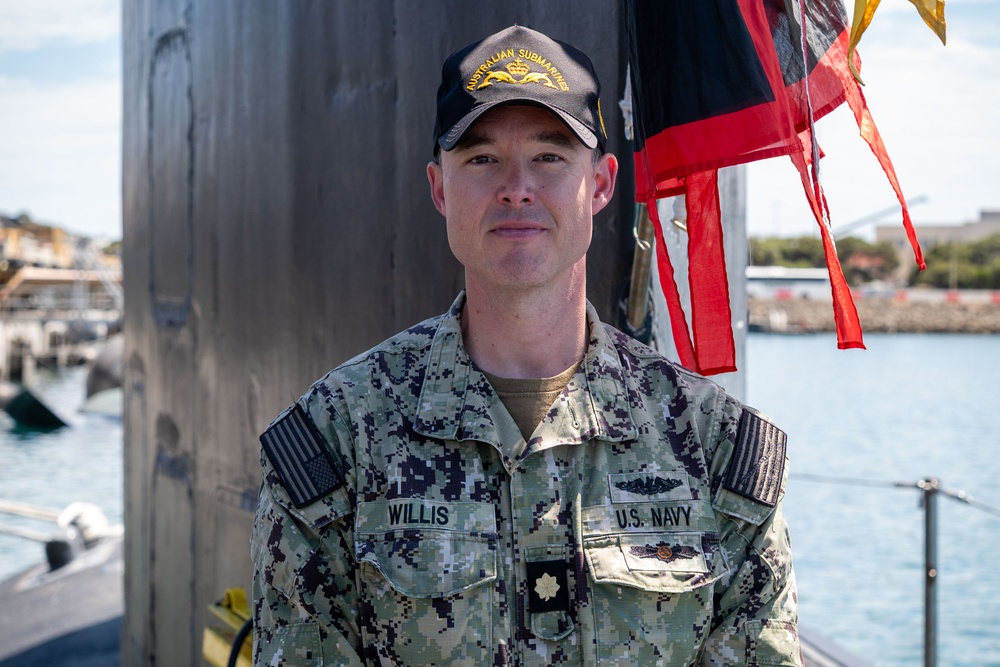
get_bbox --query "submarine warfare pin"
[629,542,698,563]
[615,476,683,496]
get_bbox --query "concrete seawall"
[749,295,1000,334]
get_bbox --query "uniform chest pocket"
[355,500,497,667]
[582,530,729,666]
[584,531,726,591]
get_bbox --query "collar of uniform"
[413,292,505,445]
[575,301,639,443]
[413,293,637,447]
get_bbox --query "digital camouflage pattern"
[251,293,802,666]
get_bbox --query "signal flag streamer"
[848,0,946,84]
[624,0,926,375]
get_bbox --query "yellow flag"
[848,0,947,85]
[907,0,947,44]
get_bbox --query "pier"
[749,290,1000,335]
[0,266,122,383]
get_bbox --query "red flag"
[628,1,799,192]
[627,0,796,374]
[766,0,925,348]
[625,0,925,370]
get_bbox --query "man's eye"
[469,155,493,165]
[539,154,562,163]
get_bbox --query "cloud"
[0,75,122,237]
[0,0,119,53]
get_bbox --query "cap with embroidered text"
[433,25,607,153]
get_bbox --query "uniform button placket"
[509,468,524,662]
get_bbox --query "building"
[875,210,1000,283]
[0,213,122,312]
[876,210,1000,254]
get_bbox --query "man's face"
[427,105,617,295]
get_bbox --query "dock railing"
[795,473,1000,667]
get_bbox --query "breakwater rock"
[749,296,1000,334]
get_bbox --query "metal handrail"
[794,473,1000,667]
[0,499,61,521]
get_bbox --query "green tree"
[837,237,899,286]
[909,234,1000,289]
[749,237,782,266]
[750,235,899,286]
[749,236,825,268]
[781,236,824,267]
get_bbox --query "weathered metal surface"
[122,2,631,664]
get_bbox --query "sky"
[746,0,1000,240]
[0,1,996,243]
[0,0,120,240]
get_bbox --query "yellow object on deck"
[203,588,252,667]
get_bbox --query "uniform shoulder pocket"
[715,407,787,526]
[259,402,352,533]
[745,619,803,666]
[255,621,323,666]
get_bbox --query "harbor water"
[0,365,123,580]
[1,335,998,665]
[749,333,1000,666]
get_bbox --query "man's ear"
[591,152,618,216]
[427,161,447,216]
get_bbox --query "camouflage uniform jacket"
[252,293,802,666]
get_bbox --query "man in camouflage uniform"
[252,25,802,666]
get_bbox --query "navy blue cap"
[433,25,607,153]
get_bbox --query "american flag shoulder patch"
[260,403,344,508]
[724,408,786,508]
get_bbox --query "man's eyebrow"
[454,129,577,153]
[532,130,576,150]
[452,132,492,152]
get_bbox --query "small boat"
[0,501,123,666]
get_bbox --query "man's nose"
[498,162,534,205]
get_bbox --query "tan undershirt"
[482,363,580,441]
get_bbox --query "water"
[1,338,998,665]
[0,366,123,581]
[748,333,1000,666]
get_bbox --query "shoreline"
[749,296,1000,334]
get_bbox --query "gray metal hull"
[122,3,632,664]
